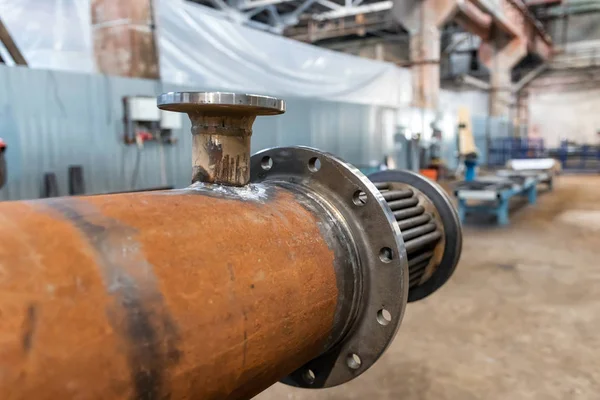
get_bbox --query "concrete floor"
[256,175,600,400]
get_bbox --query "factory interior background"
[0,0,599,399]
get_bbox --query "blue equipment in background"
[464,156,478,182]
[551,141,600,173]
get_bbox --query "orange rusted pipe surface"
[0,185,343,399]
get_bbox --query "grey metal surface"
[250,146,408,388]
[0,65,388,201]
[157,92,286,115]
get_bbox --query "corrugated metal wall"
[0,65,393,200]
[0,66,188,200]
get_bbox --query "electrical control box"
[126,97,160,122]
[160,110,182,130]
[123,96,179,146]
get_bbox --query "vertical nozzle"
[157,92,285,186]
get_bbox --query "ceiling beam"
[238,0,296,10]
[315,0,343,10]
[312,1,392,21]
[0,17,27,65]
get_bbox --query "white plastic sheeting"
[0,0,94,73]
[0,0,411,107]
[156,0,411,107]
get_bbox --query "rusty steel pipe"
[0,183,360,399]
[0,152,407,398]
[0,87,409,398]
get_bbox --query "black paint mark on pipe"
[22,304,38,353]
[45,199,181,400]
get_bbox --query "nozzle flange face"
[251,146,408,388]
[157,92,285,115]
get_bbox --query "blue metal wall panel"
[0,67,195,200]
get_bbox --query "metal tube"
[409,260,430,284]
[405,231,443,254]
[402,222,438,241]
[397,214,431,231]
[387,197,419,211]
[0,185,355,399]
[408,250,434,268]
[409,258,433,288]
[392,206,425,220]
[189,114,255,185]
[381,189,414,202]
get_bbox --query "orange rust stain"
[0,203,132,399]
[0,186,338,399]
[84,188,338,399]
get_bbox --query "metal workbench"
[454,173,543,226]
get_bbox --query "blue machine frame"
[552,141,600,173]
[455,177,539,226]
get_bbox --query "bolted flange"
[250,147,408,388]
[157,92,285,186]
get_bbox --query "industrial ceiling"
[187,0,400,42]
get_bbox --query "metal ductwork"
[0,92,462,399]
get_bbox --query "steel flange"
[250,146,408,388]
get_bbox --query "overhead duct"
[392,0,492,110]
